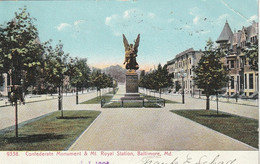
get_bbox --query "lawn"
[141,94,178,104]
[171,110,258,148]
[0,110,101,151]
[81,94,114,104]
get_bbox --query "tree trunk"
[216,92,219,115]
[96,89,98,100]
[206,95,210,110]
[76,86,78,104]
[58,86,63,117]
[15,100,18,138]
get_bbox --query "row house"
[167,48,203,94]
[216,20,258,98]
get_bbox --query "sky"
[0,0,258,71]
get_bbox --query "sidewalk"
[0,90,97,107]
[0,89,108,130]
[69,85,257,151]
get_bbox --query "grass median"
[171,110,258,148]
[81,89,118,104]
[0,110,101,151]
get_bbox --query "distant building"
[216,20,258,98]
[167,48,203,94]
[0,73,9,96]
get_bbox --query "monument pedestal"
[121,70,143,100]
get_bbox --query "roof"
[167,48,195,65]
[33,37,41,44]
[246,21,258,43]
[175,48,194,58]
[216,20,233,43]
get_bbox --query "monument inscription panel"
[126,74,138,93]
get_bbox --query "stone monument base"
[121,93,143,100]
[125,70,138,93]
[121,70,143,100]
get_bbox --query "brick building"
[216,20,258,98]
[167,48,203,94]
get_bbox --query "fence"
[101,98,165,108]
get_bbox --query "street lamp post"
[192,82,195,97]
[178,69,187,104]
[182,77,184,104]
[216,90,219,115]
[227,78,230,102]
[235,78,239,103]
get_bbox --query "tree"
[42,40,69,117]
[75,58,91,91]
[139,70,146,88]
[67,57,82,104]
[90,69,104,100]
[139,64,174,98]
[245,45,258,71]
[90,68,114,100]
[68,58,91,104]
[153,64,174,98]
[0,7,43,137]
[193,39,229,110]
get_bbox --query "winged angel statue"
[123,34,140,71]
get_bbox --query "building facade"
[167,48,203,95]
[216,20,258,98]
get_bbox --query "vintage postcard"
[0,0,259,163]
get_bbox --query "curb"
[66,112,103,151]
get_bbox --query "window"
[245,74,247,89]
[240,58,244,67]
[249,74,253,89]
[231,76,234,89]
[249,58,253,65]
[190,69,192,76]
[230,60,234,68]
[240,76,244,89]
